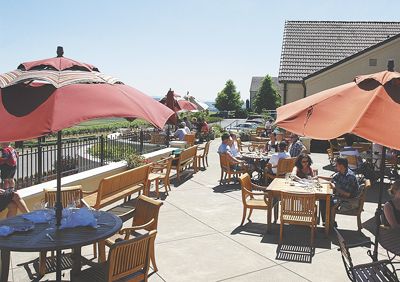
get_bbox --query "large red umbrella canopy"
[275,70,400,150]
[177,99,197,112]
[0,54,175,142]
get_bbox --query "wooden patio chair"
[327,148,338,167]
[280,192,317,245]
[264,157,296,184]
[334,228,398,282]
[184,133,196,147]
[74,230,157,282]
[40,185,93,276]
[239,174,272,231]
[332,180,371,231]
[219,153,247,185]
[197,141,211,170]
[148,157,173,199]
[102,195,163,272]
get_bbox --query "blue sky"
[1,0,400,102]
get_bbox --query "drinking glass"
[285,173,291,184]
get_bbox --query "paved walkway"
[9,140,394,281]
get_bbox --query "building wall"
[285,82,304,104]
[305,38,400,95]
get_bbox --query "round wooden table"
[0,210,122,281]
[241,152,271,184]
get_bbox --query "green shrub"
[89,143,138,162]
[211,124,224,138]
[125,153,147,169]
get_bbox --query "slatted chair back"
[184,134,196,147]
[97,164,150,204]
[236,138,243,151]
[327,148,336,166]
[106,230,156,282]
[219,153,230,172]
[180,145,197,162]
[239,174,253,203]
[276,157,296,177]
[203,140,211,157]
[151,134,166,145]
[151,157,172,177]
[352,142,372,153]
[336,137,346,149]
[256,127,265,136]
[334,228,355,280]
[281,192,316,219]
[132,195,163,232]
[44,185,83,208]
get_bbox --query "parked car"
[246,115,264,125]
[226,122,258,133]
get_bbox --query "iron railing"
[14,129,165,189]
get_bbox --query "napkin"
[0,226,14,237]
[22,210,54,223]
[60,207,97,229]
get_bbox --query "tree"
[215,80,243,111]
[253,75,281,113]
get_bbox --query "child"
[0,143,18,190]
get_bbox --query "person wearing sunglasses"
[292,153,314,180]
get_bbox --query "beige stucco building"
[278,21,400,104]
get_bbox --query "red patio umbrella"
[177,99,197,112]
[275,66,400,260]
[0,47,175,280]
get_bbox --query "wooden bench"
[83,164,151,221]
[171,145,198,181]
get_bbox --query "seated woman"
[384,180,400,228]
[0,189,29,218]
[291,153,314,180]
[265,132,277,153]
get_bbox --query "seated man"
[218,133,246,171]
[288,134,306,158]
[267,141,290,174]
[174,123,187,141]
[320,157,360,226]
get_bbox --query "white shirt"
[265,121,272,130]
[269,152,290,174]
[230,141,241,158]
[184,127,191,134]
[174,129,186,141]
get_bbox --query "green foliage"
[253,75,281,113]
[234,108,249,119]
[89,143,138,162]
[125,153,147,169]
[211,124,224,138]
[49,120,149,138]
[215,80,243,111]
[206,116,223,124]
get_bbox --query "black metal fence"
[15,129,166,189]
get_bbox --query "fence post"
[139,129,144,154]
[100,135,105,166]
[37,137,43,184]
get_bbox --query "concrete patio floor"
[8,140,396,281]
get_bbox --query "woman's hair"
[389,180,400,196]
[295,153,313,169]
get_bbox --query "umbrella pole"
[56,130,63,281]
[372,146,387,261]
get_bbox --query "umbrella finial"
[56,46,64,57]
[388,59,395,72]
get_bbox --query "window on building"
[369,59,377,66]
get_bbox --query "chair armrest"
[82,190,96,195]
[119,218,155,236]
[251,183,267,191]
[80,198,91,208]
[341,240,373,250]
[242,187,269,197]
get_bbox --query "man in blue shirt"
[320,157,359,226]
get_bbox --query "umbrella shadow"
[364,182,391,205]
[212,183,241,194]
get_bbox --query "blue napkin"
[60,207,97,229]
[22,210,54,224]
[0,226,14,237]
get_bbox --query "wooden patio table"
[262,178,333,235]
[0,210,122,281]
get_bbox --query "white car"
[226,122,258,133]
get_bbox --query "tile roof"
[250,76,282,93]
[278,21,400,82]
